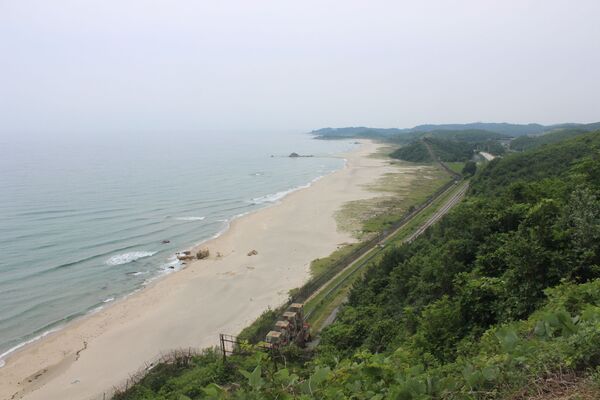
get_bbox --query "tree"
[462,161,477,176]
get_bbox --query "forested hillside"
[320,132,600,355]
[117,132,600,400]
[391,136,505,163]
[311,123,592,140]
[510,128,591,151]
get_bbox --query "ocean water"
[0,131,356,364]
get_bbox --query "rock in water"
[176,253,195,261]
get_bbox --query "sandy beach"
[0,140,399,400]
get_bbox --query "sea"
[0,131,356,366]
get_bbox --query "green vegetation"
[241,158,452,347]
[390,140,432,162]
[444,162,465,175]
[115,132,600,399]
[309,243,361,277]
[426,138,477,161]
[311,123,599,140]
[423,129,506,143]
[462,161,477,176]
[509,123,600,152]
[335,162,449,238]
[391,136,506,165]
[510,128,588,151]
[237,306,287,344]
[390,138,469,163]
[306,182,468,332]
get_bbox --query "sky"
[1,0,599,136]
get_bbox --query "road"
[479,151,495,161]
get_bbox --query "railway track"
[404,181,468,243]
[306,180,469,322]
[305,143,468,329]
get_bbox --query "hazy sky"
[1,0,599,136]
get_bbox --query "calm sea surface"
[0,131,355,362]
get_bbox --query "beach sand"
[0,140,399,400]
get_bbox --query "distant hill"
[391,138,473,163]
[391,136,505,163]
[510,122,600,151]
[412,129,507,143]
[311,122,599,141]
[310,127,404,140]
[405,122,568,136]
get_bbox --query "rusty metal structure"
[266,303,311,349]
[219,302,311,360]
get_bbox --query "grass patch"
[336,162,451,238]
[237,305,287,343]
[445,161,466,174]
[367,143,398,159]
[310,243,360,277]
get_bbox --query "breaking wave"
[105,251,157,266]
[175,216,206,221]
[250,176,324,204]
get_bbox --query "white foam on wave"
[105,251,157,266]
[175,216,206,221]
[250,175,325,205]
[103,297,115,303]
[128,271,148,276]
[143,258,183,286]
[0,327,61,368]
[207,211,251,241]
[250,184,310,204]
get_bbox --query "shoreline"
[0,155,350,369]
[0,139,399,400]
